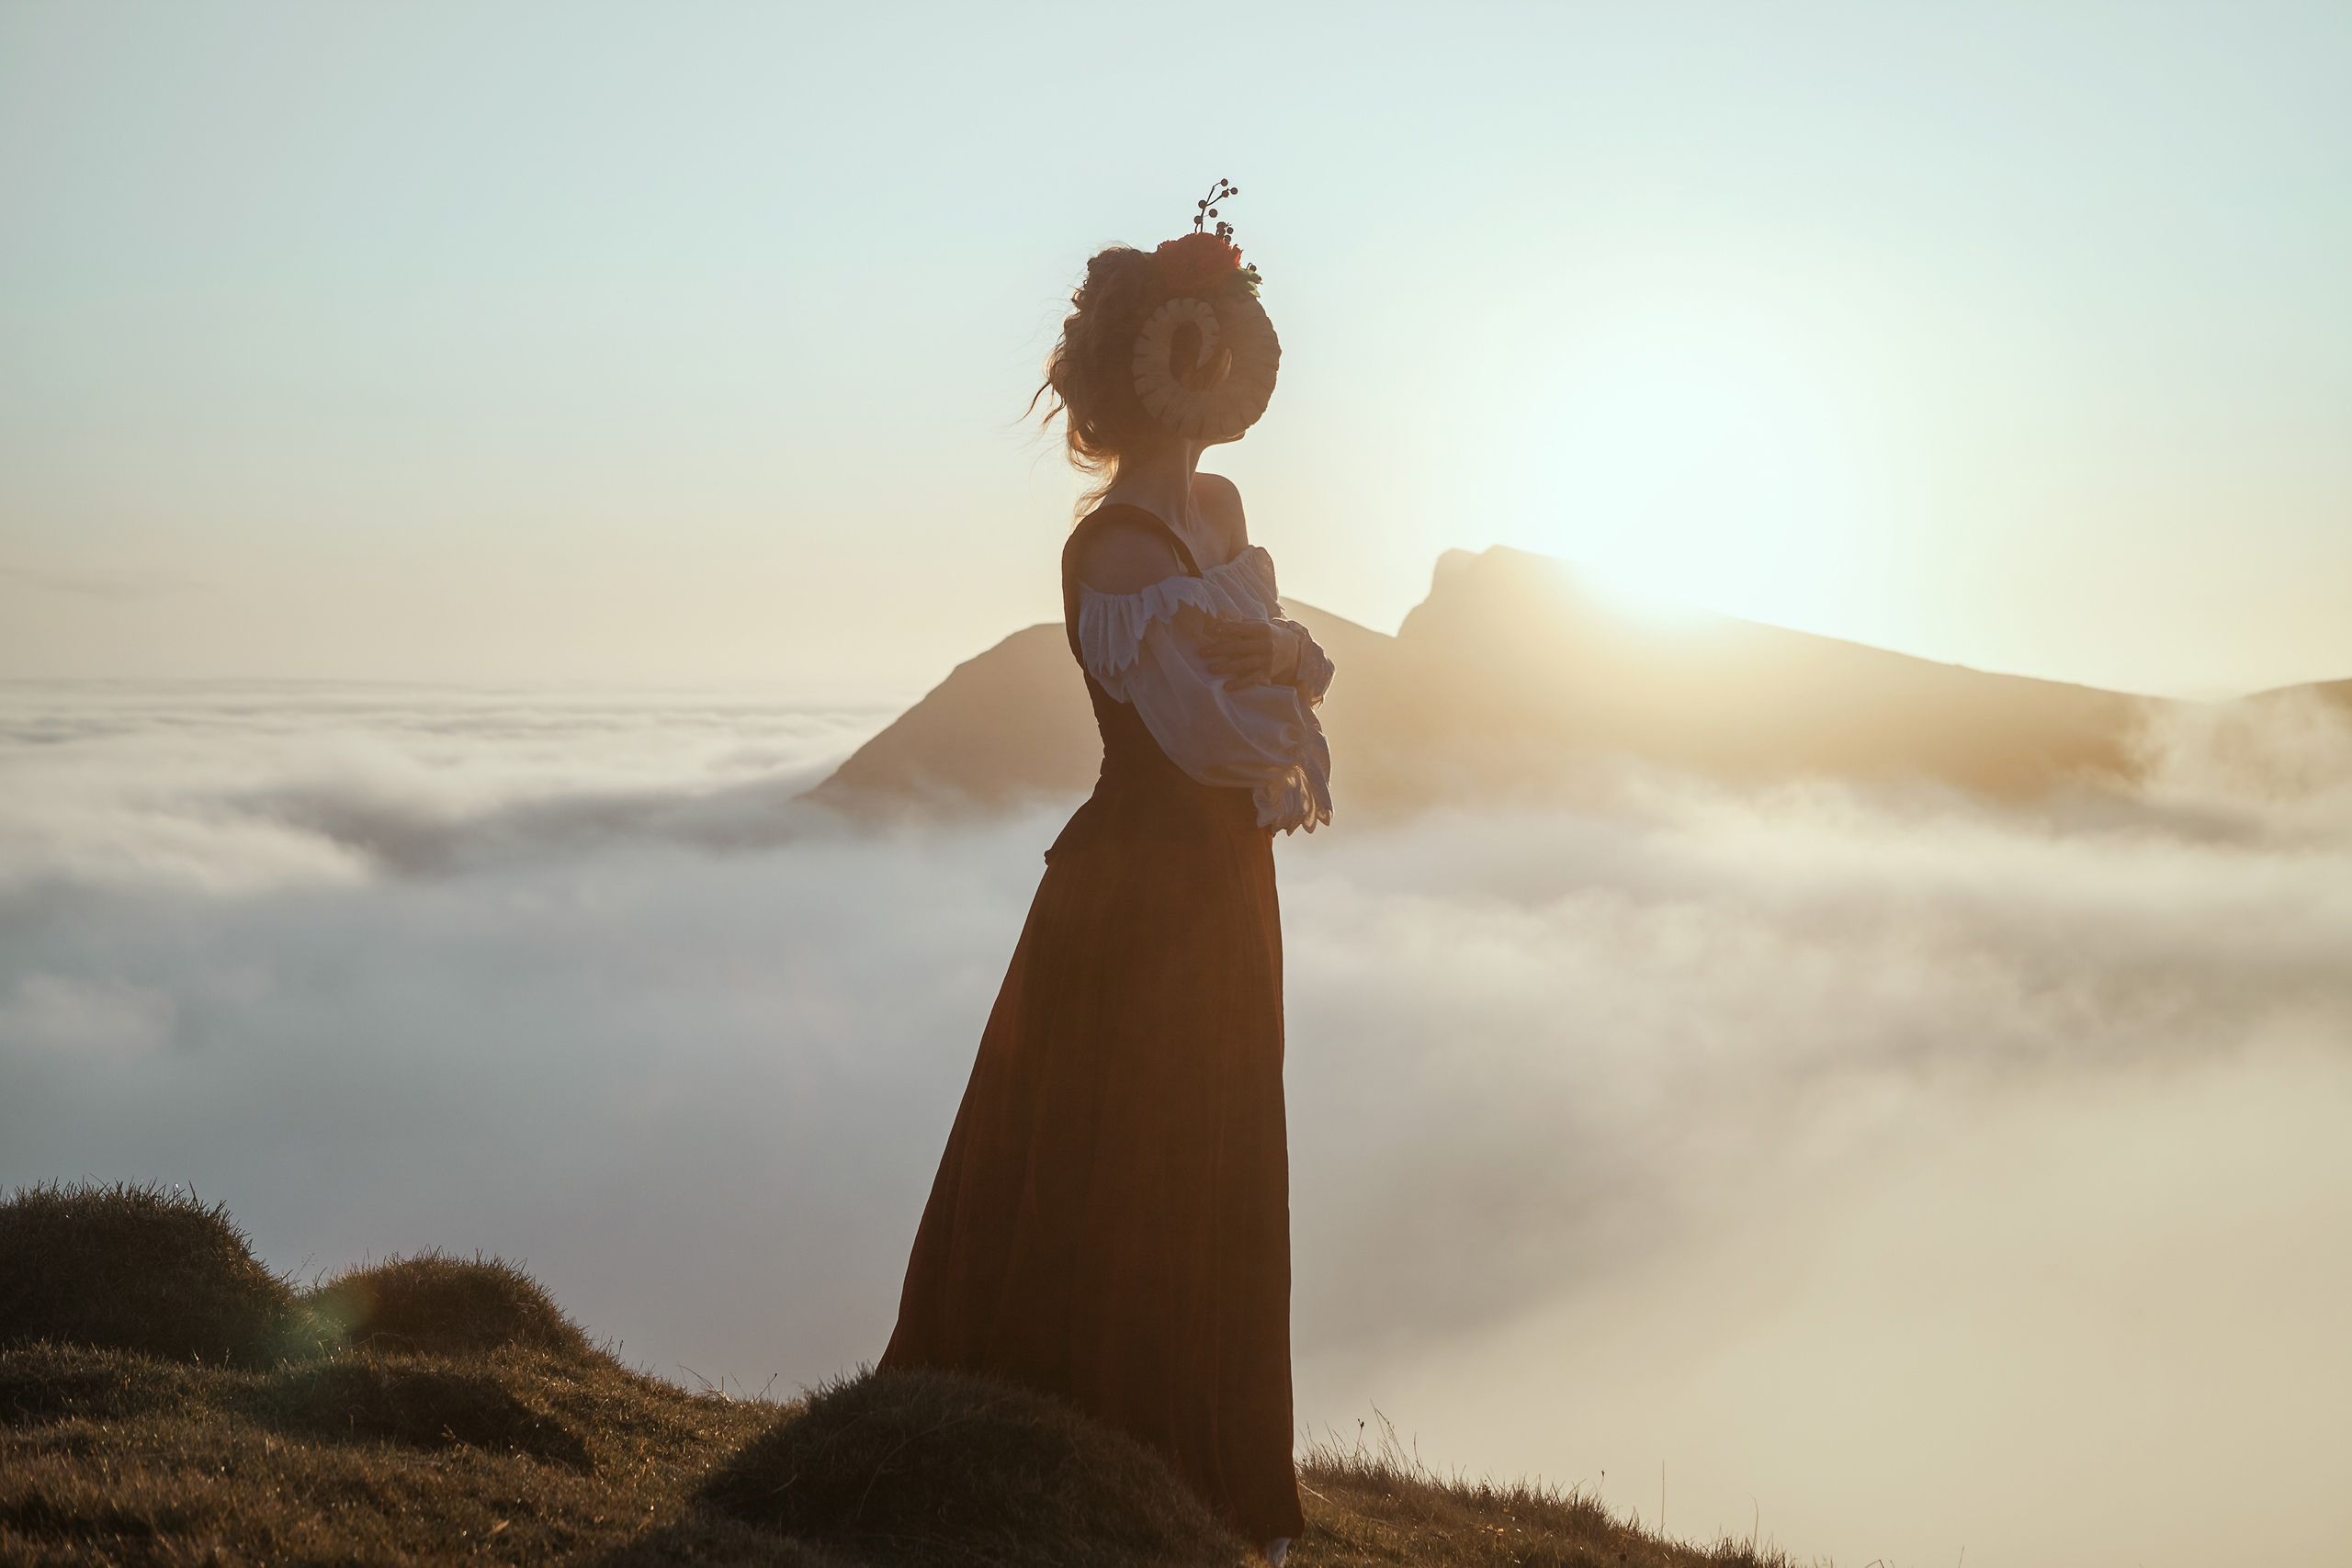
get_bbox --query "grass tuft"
[305,1250,592,1359]
[703,1364,1244,1567]
[0,1180,298,1369]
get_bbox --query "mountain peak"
[1401,543,1635,649]
[1430,543,1581,582]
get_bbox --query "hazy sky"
[3,0,2346,698]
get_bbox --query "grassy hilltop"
[0,1182,1807,1566]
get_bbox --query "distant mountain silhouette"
[805,545,2301,818]
[2245,676,2352,712]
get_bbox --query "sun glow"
[1524,308,1878,635]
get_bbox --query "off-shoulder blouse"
[1074,543,1335,834]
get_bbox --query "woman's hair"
[1024,244,1172,521]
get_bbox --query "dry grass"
[1295,1415,1804,1567]
[0,1182,1824,1565]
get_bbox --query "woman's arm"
[1074,518,1332,833]
[1201,616,1334,706]
[1111,614,1329,833]
[1191,474,1335,707]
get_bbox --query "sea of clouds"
[3,679,2347,1568]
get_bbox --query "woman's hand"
[1201,618,1303,689]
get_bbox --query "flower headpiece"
[1151,177,1264,299]
[1131,177,1280,442]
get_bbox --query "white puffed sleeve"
[1076,547,1334,835]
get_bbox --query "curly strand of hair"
[1024,244,1172,525]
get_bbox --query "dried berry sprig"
[1193,176,1241,241]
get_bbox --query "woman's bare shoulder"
[1194,472,1250,553]
[1067,509,1186,596]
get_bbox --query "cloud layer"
[3,682,2347,1568]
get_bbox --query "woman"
[876,182,1333,1565]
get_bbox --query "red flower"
[1153,231,1244,297]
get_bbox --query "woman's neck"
[1100,441,1215,556]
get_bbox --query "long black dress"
[877,502,1306,1543]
